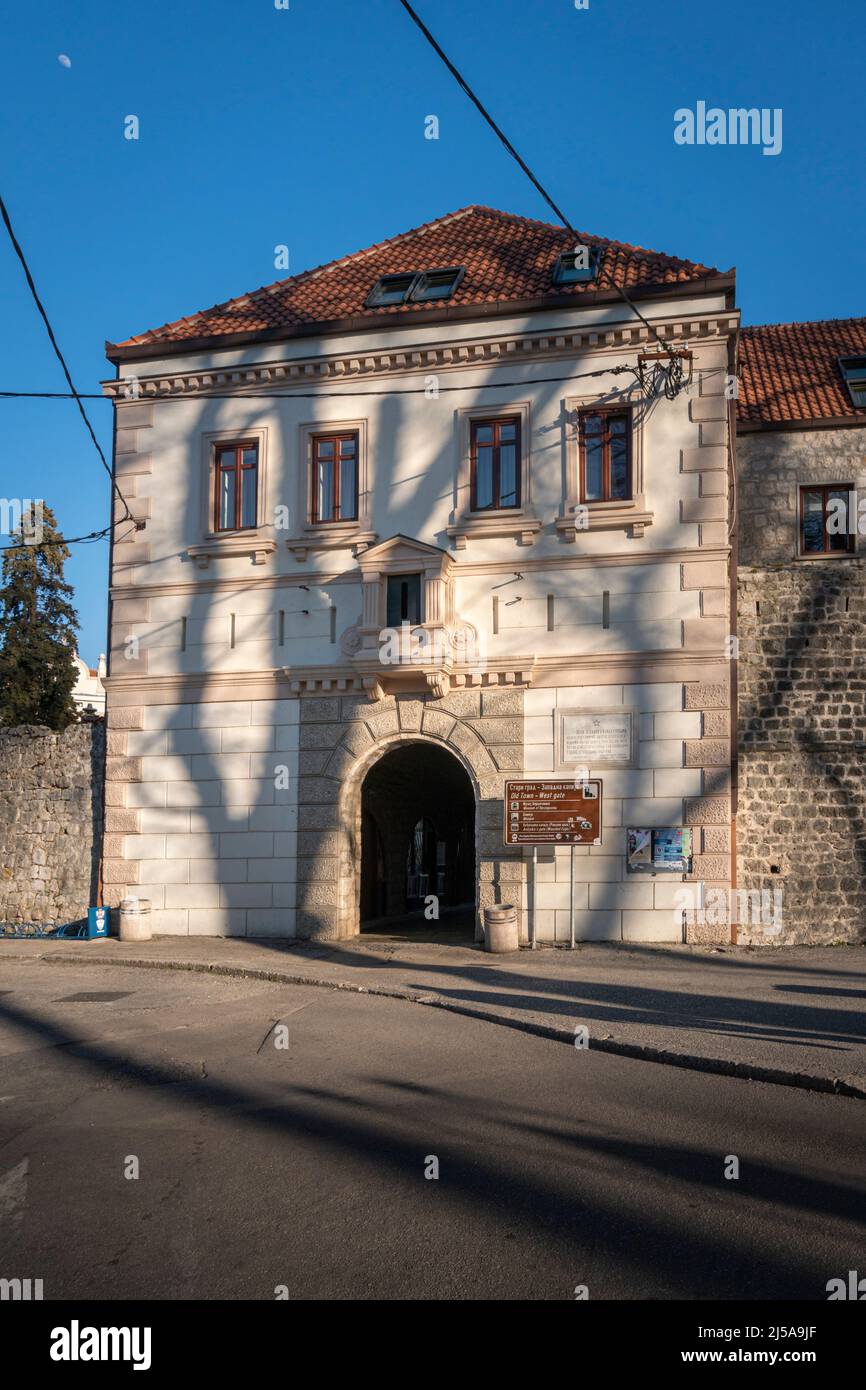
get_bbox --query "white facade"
[102,279,736,942]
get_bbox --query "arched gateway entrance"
[358,741,476,937]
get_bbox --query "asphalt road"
[0,961,864,1301]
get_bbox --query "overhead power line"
[399,0,573,229]
[396,0,683,371]
[0,517,145,554]
[0,522,113,553]
[0,190,133,523]
[0,363,722,406]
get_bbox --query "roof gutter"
[737,413,866,433]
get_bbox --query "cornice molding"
[103,663,536,700]
[102,646,729,701]
[103,312,738,403]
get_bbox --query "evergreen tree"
[0,503,80,729]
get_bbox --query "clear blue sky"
[2,0,863,660]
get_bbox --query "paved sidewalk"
[3,934,865,1096]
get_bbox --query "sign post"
[531,845,538,950]
[504,779,603,948]
[569,844,576,949]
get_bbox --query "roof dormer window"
[839,356,866,409]
[553,245,600,286]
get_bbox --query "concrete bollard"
[483,904,519,953]
[118,897,152,942]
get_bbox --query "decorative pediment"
[357,534,453,577]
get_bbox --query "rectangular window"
[311,431,358,523]
[553,246,599,285]
[409,267,464,302]
[386,573,422,626]
[215,442,258,531]
[366,273,418,308]
[799,484,854,555]
[470,416,521,511]
[579,410,631,503]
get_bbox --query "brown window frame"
[578,407,632,504]
[798,483,855,557]
[470,415,522,511]
[310,430,359,524]
[214,440,259,533]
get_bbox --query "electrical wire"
[0,190,133,523]
[396,0,684,371]
[0,524,111,552]
[399,0,572,228]
[0,517,143,554]
[0,365,726,404]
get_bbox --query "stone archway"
[358,741,476,933]
[293,690,521,943]
[338,732,481,940]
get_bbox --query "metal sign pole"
[504,781,603,952]
[570,843,576,949]
[531,845,537,950]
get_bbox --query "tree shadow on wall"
[738,558,866,942]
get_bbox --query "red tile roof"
[108,205,722,354]
[738,317,866,426]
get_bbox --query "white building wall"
[522,682,705,943]
[113,698,299,936]
[103,290,735,940]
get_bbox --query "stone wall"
[0,723,105,929]
[736,421,866,942]
[737,425,866,567]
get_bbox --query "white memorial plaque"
[556,709,636,770]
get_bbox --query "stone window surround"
[345,536,468,700]
[356,537,455,634]
[188,426,276,569]
[555,393,653,540]
[286,416,377,560]
[446,400,542,549]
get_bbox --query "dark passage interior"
[360,742,475,936]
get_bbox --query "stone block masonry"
[0,723,105,930]
[103,698,301,937]
[737,559,866,943]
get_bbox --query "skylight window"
[839,355,866,409]
[409,267,465,302]
[366,266,465,308]
[366,273,418,308]
[553,245,600,286]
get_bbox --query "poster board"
[626,827,693,874]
